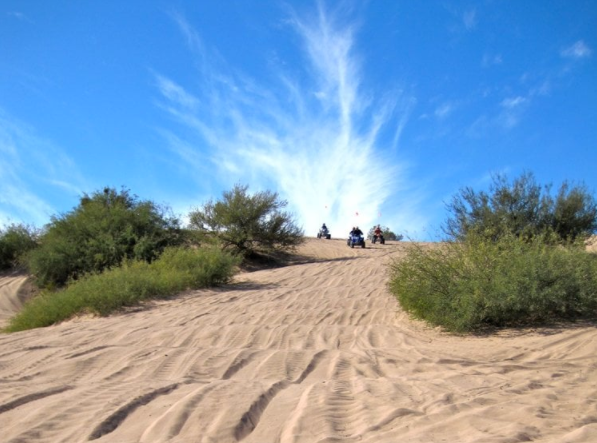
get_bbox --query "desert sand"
[0,274,29,328]
[0,238,596,443]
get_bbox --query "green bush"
[27,187,183,288]
[445,172,597,243]
[0,223,39,270]
[188,184,304,257]
[389,233,597,332]
[6,246,240,332]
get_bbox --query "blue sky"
[1,1,595,240]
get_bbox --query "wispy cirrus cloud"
[467,94,530,136]
[471,36,592,137]
[500,96,528,109]
[169,12,204,54]
[463,9,477,30]
[482,53,502,67]
[0,109,85,227]
[6,11,32,22]
[156,3,422,236]
[561,40,592,59]
[155,75,199,110]
[434,102,456,119]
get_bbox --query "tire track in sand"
[235,350,328,440]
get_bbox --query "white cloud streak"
[7,11,32,22]
[155,75,199,110]
[392,96,416,150]
[561,40,592,59]
[0,109,85,228]
[463,9,477,30]
[434,102,455,119]
[500,96,527,109]
[157,4,420,236]
[482,53,502,67]
[169,12,205,56]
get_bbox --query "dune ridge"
[0,238,596,442]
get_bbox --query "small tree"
[366,225,403,241]
[550,182,597,241]
[0,223,39,270]
[188,184,304,256]
[27,187,183,287]
[444,172,597,242]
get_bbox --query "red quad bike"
[372,233,385,244]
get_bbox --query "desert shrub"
[366,225,403,241]
[5,246,240,332]
[0,223,39,270]
[550,182,597,241]
[389,232,597,332]
[188,184,304,256]
[445,172,596,243]
[27,187,183,287]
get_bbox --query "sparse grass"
[389,233,597,333]
[5,246,240,332]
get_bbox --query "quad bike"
[317,228,331,239]
[372,233,385,244]
[347,234,366,248]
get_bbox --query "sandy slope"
[0,238,596,443]
[0,274,29,329]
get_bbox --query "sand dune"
[0,274,29,329]
[0,238,596,442]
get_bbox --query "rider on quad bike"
[317,223,331,239]
[372,225,385,244]
[347,226,366,248]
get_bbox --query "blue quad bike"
[347,234,366,248]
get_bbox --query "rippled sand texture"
[1,239,596,443]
